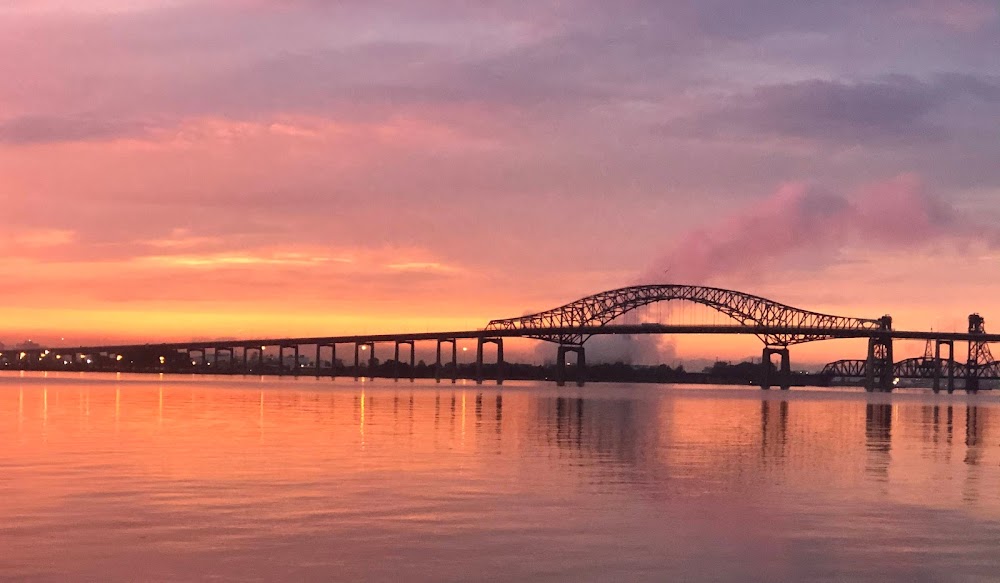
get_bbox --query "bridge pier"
[314,343,337,378]
[354,342,375,379]
[934,340,955,394]
[278,344,301,374]
[435,339,458,383]
[865,336,894,392]
[556,345,586,387]
[760,346,791,390]
[248,346,266,374]
[215,347,234,373]
[394,340,415,382]
[312,343,336,377]
[187,348,206,371]
[475,338,504,385]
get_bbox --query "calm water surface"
[3,372,1000,582]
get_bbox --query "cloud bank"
[643,174,974,284]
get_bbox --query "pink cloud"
[643,174,974,284]
[901,0,999,32]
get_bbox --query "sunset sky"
[3,1,1000,364]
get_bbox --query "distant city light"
[116,355,123,361]
[159,356,166,364]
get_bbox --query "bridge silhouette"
[5,284,998,393]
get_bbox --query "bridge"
[822,318,1000,393]
[4,284,998,393]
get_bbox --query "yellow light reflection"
[359,389,366,445]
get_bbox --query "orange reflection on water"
[5,374,1000,581]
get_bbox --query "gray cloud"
[0,116,147,144]
[665,74,1000,144]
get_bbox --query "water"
[3,372,1000,582]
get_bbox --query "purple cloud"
[665,75,1000,144]
[0,116,147,144]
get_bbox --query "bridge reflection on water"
[7,377,1000,580]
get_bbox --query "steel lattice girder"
[485,284,886,346]
[821,358,1000,380]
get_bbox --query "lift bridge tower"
[967,313,993,393]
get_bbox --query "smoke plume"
[642,174,963,284]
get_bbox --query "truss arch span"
[486,284,884,346]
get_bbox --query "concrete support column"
[243,347,249,373]
[354,342,374,379]
[556,346,567,386]
[934,340,955,394]
[331,344,337,379]
[293,345,300,376]
[760,347,790,391]
[315,345,322,376]
[556,345,586,387]
[394,342,401,381]
[475,338,504,385]
[496,339,504,385]
[436,339,458,383]
[392,341,415,382]
[780,350,791,391]
[278,345,285,376]
[476,338,484,384]
[214,347,228,372]
[409,342,415,381]
[435,340,443,382]
[576,347,586,387]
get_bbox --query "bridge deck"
[15,324,1000,355]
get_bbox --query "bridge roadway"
[5,324,997,389]
[21,324,1000,354]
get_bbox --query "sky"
[2,0,1000,365]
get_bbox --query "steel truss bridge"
[5,284,998,393]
